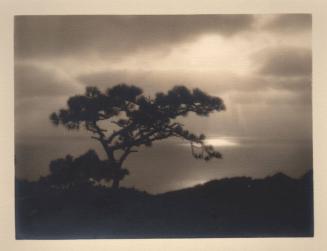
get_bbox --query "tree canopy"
[47,150,128,189]
[50,84,225,188]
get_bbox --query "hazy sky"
[15,15,312,193]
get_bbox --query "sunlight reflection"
[179,137,240,148]
[204,138,239,147]
[173,178,210,191]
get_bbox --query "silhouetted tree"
[48,154,75,189]
[48,150,96,189]
[50,84,225,189]
[48,150,127,189]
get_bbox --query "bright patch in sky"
[180,137,239,148]
[205,137,239,147]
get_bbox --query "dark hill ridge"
[158,171,312,201]
[15,170,313,239]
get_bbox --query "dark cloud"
[15,63,81,99]
[264,14,311,33]
[15,15,255,59]
[255,46,311,77]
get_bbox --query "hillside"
[15,170,313,239]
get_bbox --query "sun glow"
[205,138,239,147]
[180,137,240,148]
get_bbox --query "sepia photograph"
[14,14,313,239]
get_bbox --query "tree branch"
[118,147,138,164]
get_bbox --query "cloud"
[78,68,267,98]
[77,69,190,95]
[229,87,311,106]
[264,14,311,33]
[78,66,311,97]
[254,46,312,77]
[15,15,255,60]
[269,76,311,91]
[15,63,82,99]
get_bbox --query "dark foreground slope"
[15,171,313,239]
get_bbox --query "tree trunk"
[98,140,120,189]
[112,178,120,190]
[111,162,123,190]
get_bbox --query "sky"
[14,15,312,193]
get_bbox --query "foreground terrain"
[15,170,313,239]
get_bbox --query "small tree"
[48,150,125,189]
[50,84,225,189]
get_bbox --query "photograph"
[14,14,313,239]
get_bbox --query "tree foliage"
[50,84,225,188]
[47,150,129,189]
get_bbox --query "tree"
[47,150,126,189]
[50,84,225,189]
